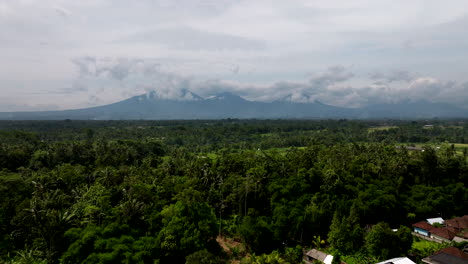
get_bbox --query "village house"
[453,232,468,243]
[376,257,415,264]
[413,221,434,236]
[430,227,457,243]
[303,249,335,264]
[446,215,468,231]
[447,215,468,242]
[412,215,468,243]
[427,217,444,226]
[422,246,468,264]
[396,146,424,151]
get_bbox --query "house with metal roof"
[446,216,468,231]
[376,257,416,264]
[430,227,457,243]
[427,217,444,226]
[422,246,468,264]
[413,221,435,236]
[304,249,335,264]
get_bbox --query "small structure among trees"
[376,257,416,264]
[304,249,334,264]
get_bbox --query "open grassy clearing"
[398,142,468,149]
[259,133,274,137]
[267,146,307,152]
[339,238,446,264]
[411,238,446,257]
[453,143,468,149]
[367,126,399,132]
[193,146,309,162]
[203,143,467,161]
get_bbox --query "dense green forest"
[0,119,467,263]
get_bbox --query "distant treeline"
[1,119,468,147]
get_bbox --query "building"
[397,146,424,151]
[427,217,444,226]
[304,249,335,264]
[453,232,468,243]
[413,215,468,243]
[430,227,457,243]
[376,257,416,264]
[446,216,468,231]
[413,221,434,236]
[422,247,468,264]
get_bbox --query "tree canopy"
[0,119,466,263]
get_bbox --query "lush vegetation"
[0,119,467,263]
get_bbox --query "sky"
[1,0,468,111]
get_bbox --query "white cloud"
[117,25,267,51]
[52,6,71,18]
[1,0,468,111]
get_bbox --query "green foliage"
[341,252,379,264]
[365,222,395,260]
[61,224,159,264]
[185,249,221,264]
[157,189,218,260]
[11,248,47,264]
[239,215,276,254]
[242,251,286,264]
[0,119,467,263]
[396,226,413,255]
[328,211,363,255]
[364,222,413,260]
[410,238,447,259]
[331,254,341,264]
[283,245,303,264]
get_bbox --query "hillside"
[1,91,467,120]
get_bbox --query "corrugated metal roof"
[323,255,333,264]
[305,249,337,264]
[305,249,328,262]
[376,257,416,264]
[423,252,468,264]
[427,217,444,225]
[435,247,468,260]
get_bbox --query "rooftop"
[446,216,468,230]
[413,221,435,231]
[430,227,456,240]
[376,257,416,264]
[422,252,468,264]
[427,217,444,225]
[305,249,328,262]
[435,247,468,260]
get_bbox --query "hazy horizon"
[2,0,468,111]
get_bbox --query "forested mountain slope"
[1,91,467,120]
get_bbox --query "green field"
[411,238,446,257]
[398,142,468,150]
[453,143,468,149]
[368,126,399,132]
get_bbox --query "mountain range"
[1,90,467,120]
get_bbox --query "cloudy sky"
[1,0,468,111]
